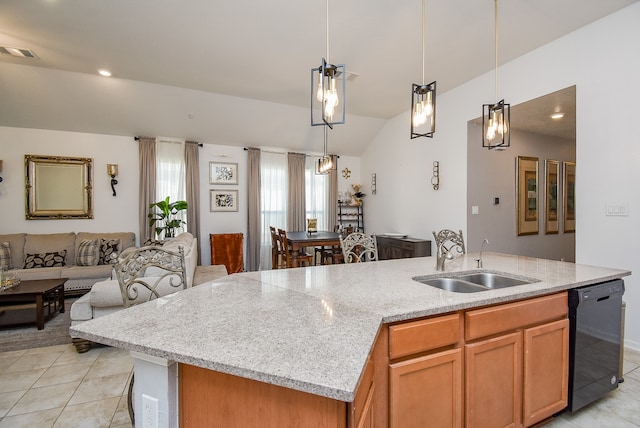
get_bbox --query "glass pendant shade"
[316,155,336,175]
[410,81,436,138]
[482,99,510,149]
[311,58,346,128]
[482,0,510,150]
[316,126,337,175]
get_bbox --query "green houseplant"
[148,197,188,239]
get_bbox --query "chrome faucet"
[436,244,454,271]
[476,238,490,268]
[433,229,465,271]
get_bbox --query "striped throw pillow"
[76,239,99,266]
[0,242,12,270]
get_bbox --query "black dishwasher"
[568,279,625,412]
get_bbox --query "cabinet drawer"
[465,292,567,341]
[389,313,460,360]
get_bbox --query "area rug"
[0,297,77,352]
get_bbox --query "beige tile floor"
[0,344,133,428]
[0,344,639,427]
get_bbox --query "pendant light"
[316,125,336,175]
[311,0,346,129]
[482,0,510,149]
[410,0,436,139]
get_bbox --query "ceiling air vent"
[0,46,39,59]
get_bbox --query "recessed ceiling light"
[550,112,565,119]
[98,69,112,77]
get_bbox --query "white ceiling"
[0,0,635,154]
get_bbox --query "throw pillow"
[76,239,99,266]
[99,239,121,265]
[0,242,12,270]
[143,239,165,247]
[23,250,66,269]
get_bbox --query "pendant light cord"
[422,0,425,84]
[494,0,499,101]
[326,0,330,62]
[324,123,328,155]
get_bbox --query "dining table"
[285,231,342,267]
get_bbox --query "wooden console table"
[376,236,431,260]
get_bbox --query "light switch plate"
[472,206,479,215]
[606,203,629,216]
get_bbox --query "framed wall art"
[25,154,94,219]
[563,161,576,233]
[516,156,539,236]
[544,159,560,234]
[210,189,238,212]
[209,162,238,185]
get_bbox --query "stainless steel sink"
[420,278,489,293]
[455,272,533,289]
[414,271,538,293]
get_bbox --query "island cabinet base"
[179,365,347,427]
[179,328,388,428]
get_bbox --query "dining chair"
[269,226,280,269]
[340,232,379,263]
[314,225,344,265]
[277,228,313,268]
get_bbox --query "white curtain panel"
[155,137,187,232]
[259,151,288,270]
[306,156,329,232]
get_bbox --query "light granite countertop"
[70,253,630,402]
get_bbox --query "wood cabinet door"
[389,348,462,428]
[355,383,375,428]
[389,246,405,259]
[465,331,522,428]
[522,318,569,427]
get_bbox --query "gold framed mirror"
[25,155,94,219]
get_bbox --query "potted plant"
[148,197,188,239]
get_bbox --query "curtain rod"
[134,136,203,147]
[243,147,339,158]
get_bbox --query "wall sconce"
[107,164,118,196]
[0,160,3,182]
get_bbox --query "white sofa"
[69,232,228,352]
[0,232,136,295]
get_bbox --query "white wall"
[362,2,640,349]
[467,125,576,261]
[198,144,247,266]
[0,127,362,269]
[0,127,139,238]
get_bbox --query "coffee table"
[0,278,67,330]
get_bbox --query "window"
[306,156,329,232]
[258,153,330,270]
[156,139,187,231]
[259,152,288,270]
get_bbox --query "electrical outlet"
[142,394,158,428]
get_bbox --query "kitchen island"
[70,253,630,427]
